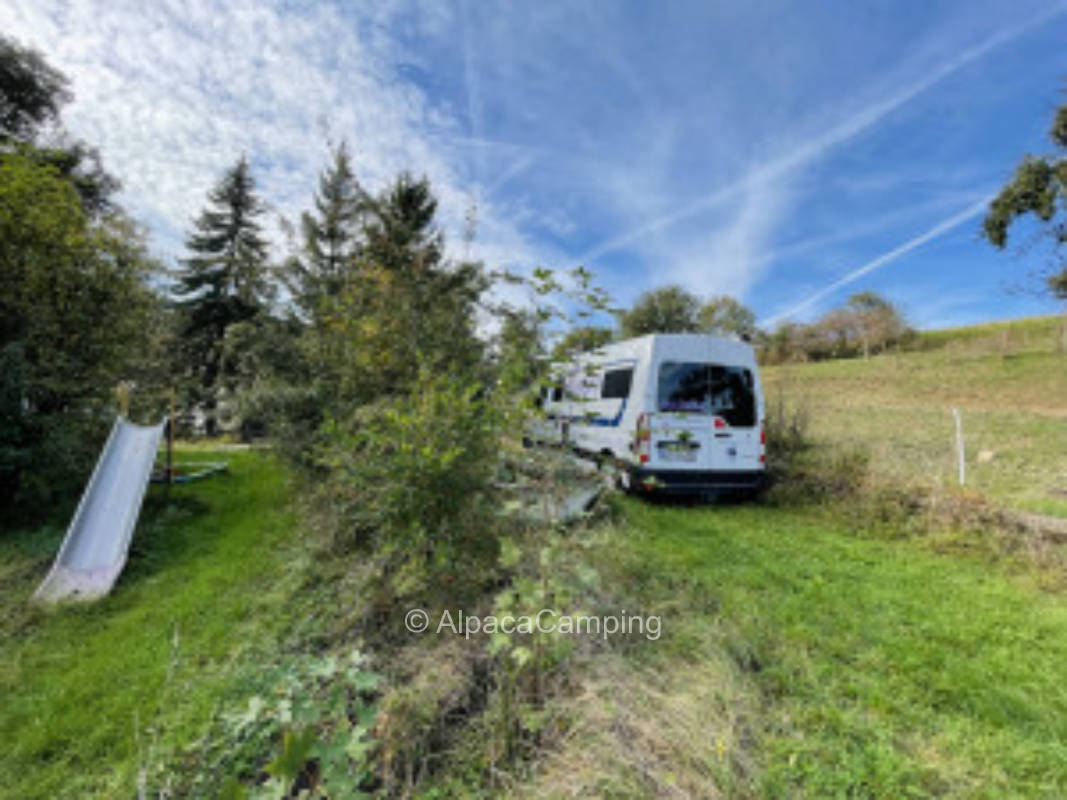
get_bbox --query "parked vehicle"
[538,333,766,497]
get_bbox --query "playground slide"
[34,416,165,603]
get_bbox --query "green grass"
[0,449,305,799]
[764,327,1067,517]
[602,499,1067,798]
[913,314,1065,353]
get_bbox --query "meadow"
[0,451,309,798]
[522,499,1067,798]
[763,314,1067,518]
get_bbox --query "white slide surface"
[34,417,165,602]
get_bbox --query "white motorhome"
[538,334,766,497]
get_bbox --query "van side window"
[601,368,634,399]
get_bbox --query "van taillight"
[759,421,766,463]
[714,416,727,429]
[636,412,651,463]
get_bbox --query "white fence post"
[952,408,965,486]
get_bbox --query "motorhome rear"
[542,334,765,496]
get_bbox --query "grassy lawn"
[581,499,1067,798]
[0,449,305,799]
[764,322,1067,517]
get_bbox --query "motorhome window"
[657,362,755,426]
[601,368,633,399]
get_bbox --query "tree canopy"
[758,291,910,363]
[0,152,162,513]
[0,35,120,218]
[0,34,70,141]
[984,101,1067,299]
[698,295,757,339]
[618,285,702,337]
[551,325,614,362]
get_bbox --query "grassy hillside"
[764,314,1067,517]
[912,314,1065,353]
[0,449,307,798]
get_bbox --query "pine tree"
[174,155,272,434]
[362,172,444,276]
[286,142,366,319]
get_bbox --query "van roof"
[567,333,757,366]
[623,332,746,345]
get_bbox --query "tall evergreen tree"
[286,142,366,319]
[174,156,272,434]
[311,173,487,401]
[362,172,444,276]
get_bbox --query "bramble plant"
[192,649,382,799]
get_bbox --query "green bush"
[315,365,502,596]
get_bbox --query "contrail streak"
[759,196,992,327]
[577,3,1067,264]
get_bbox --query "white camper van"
[539,334,766,497]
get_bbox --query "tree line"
[0,35,489,520]
[550,285,912,365]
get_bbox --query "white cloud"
[0,0,559,274]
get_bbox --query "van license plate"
[656,441,698,463]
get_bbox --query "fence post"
[168,390,175,486]
[116,382,130,418]
[952,408,965,486]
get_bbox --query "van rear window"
[657,362,755,426]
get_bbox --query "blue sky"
[4,0,1066,329]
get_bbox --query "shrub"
[314,365,502,597]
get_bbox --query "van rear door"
[707,364,759,470]
[654,361,759,471]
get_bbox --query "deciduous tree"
[984,101,1067,299]
[550,325,614,362]
[618,285,701,337]
[699,295,757,339]
[0,154,161,513]
[846,291,907,359]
